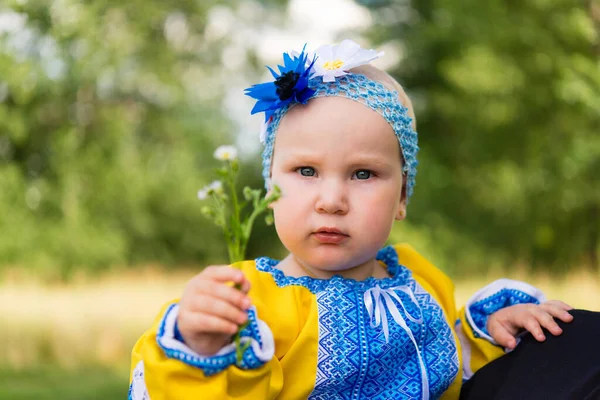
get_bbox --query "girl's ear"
[395,180,408,221]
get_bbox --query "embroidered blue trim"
[254,246,411,294]
[156,304,266,375]
[469,289,541,337]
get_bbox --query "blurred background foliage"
[370,0,600,274]
[0,0,598,279]
[0,0,598,397]
[0,0,286,279]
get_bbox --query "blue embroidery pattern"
[469,289,541,337]
[256,246,459,399]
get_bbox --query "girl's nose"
[314,180,349,215]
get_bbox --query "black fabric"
[460,310,600,400]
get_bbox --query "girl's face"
[270,96,407,275]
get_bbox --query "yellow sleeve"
[454,307,504,380]
[128,261,285,400]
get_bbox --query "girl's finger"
[540,301,574,323]
[192,294,248,325]
[200,266,247,285]
[544,300,573,311]
[523,317,545,342]
[239,277,252,294]
[195,280,252,311]
[180,311,239,335]
[533,309,563,336]
[488,322,517,349]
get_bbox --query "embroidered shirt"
[129,243,545,400]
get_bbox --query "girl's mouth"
[312,228,349,244]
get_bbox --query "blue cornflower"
[245,45,317,122]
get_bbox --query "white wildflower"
[198,187,210,200]
[198,180,223,200]
[209,180,223,194]
[214,145,238,161]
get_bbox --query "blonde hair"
[350,65,416,129]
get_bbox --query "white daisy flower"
[208,180,223,194]
[198,181,223,200]
[214,145,238,161]
[310,39,384,83]
[197,187,210,200]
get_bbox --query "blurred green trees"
[364,0,599,273]
[0,0,598,276]
[0,0,252,276]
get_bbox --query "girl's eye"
[298,167,315,177]
[354,170,372,180]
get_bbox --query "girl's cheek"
[280,178,307,196]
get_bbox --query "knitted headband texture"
[244,39,419,198]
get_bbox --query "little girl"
[129,40,574,400]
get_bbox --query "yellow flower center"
[323,60,344,70]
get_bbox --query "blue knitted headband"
[245,40,419,198]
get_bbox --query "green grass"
[0,366,128,400]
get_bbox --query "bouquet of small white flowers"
[198,145,281,361]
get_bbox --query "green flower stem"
[200,155,281,364]
[224,160,253,362]
[243,207,262,244]
[225,161,242,262]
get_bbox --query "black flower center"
[274,71,300,101]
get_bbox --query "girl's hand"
[177,265,252,356]
[487,300,574,350]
